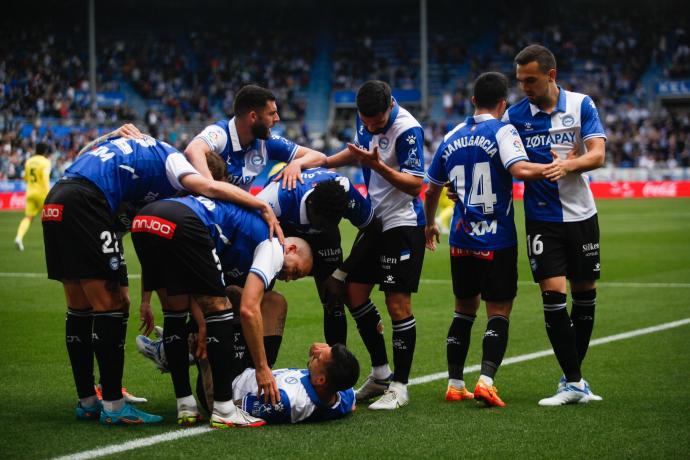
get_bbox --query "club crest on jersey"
[378,137,390,149]
[561,114,575,127]
[285,377,298,384]
[250,152,263,166]
[109,256,120,271]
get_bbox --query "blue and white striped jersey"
[503,88,607,222]
[194,118,298,190]
[354,102,426,231]
[64,136,198,214]
[166,195,283,289]
[258,167,373,234]
[427,114,529,250]
[233,368,355,424]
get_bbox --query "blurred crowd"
[2,2,689,181]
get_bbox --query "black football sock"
[205,310,234,402]
[92,311,125,401]
[264,335,282,368]
[447,312,475,381]
[571,289,596,365]
[391,315,416,384]
[543,291,581,382]
[163,310,192,398]
[66,308,96,399]
[350,299,388,367]
[481,315,510,379]
[323,301,347,346]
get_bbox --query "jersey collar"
[300,372,342,409]
[467,113,495,124]
[529,86,567,116]
[380,99,400,135]
[228,117,242,152]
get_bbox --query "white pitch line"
[1,272,689,288]
[52,427,212,460]
[53,317,690,460]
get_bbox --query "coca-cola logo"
[642,182,677,198]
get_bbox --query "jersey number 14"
[450,162,497,214]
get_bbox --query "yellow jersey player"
[15,143,51,251]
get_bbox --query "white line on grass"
[2,272,689,288]
[53,317,690,460]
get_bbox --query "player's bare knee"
[455,296,481,315]
[486,301,513,318]
[570,280,596,293]
[194,295,229,313]
[385,292,412,320]
[225,285,243,309]
[262,291,287,336]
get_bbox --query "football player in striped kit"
[504,44,607,406]
[324,81,426,410]
[425,72,549,407]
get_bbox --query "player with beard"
[185,85,326,190]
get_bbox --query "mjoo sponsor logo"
[41,204,64,222]
[131,215,177,239]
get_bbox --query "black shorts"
[131,200,226,297]
[525,215,601,283]
[282,222,343,282]
[450,246,518,302]
[42,179,126,282]
[347,225,426,293]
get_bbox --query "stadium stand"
[1,0,689,181]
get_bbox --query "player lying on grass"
[138,334,359,424]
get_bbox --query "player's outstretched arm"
[347,144,423,196]
[509,160,549,181]
[543,138,606,181]
[423,182,443,250]
[180,174,285,244]
[77,123,144,155]
[183,138,215,180]
[274,146,327,190]
[240,274,280,406]
[324,147,357,169]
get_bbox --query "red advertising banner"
[2,181,690,210]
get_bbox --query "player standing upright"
[504,44,606,405]
[325,80,426,410]
[184,84,325,188]
[14,142,51,251]
[425,72,549,407]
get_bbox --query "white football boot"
[368,381,409,410]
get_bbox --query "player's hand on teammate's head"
[116,123,144,139]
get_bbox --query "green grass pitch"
[0,198,689,459]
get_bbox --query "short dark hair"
[473,72,509,110]
[515,44,557,73]
[206,151,228,181]
[325,343,360,393]
[35,142,50,156]
[233,85,276,117]
[356,80,392,117]
[307,180,349,230]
